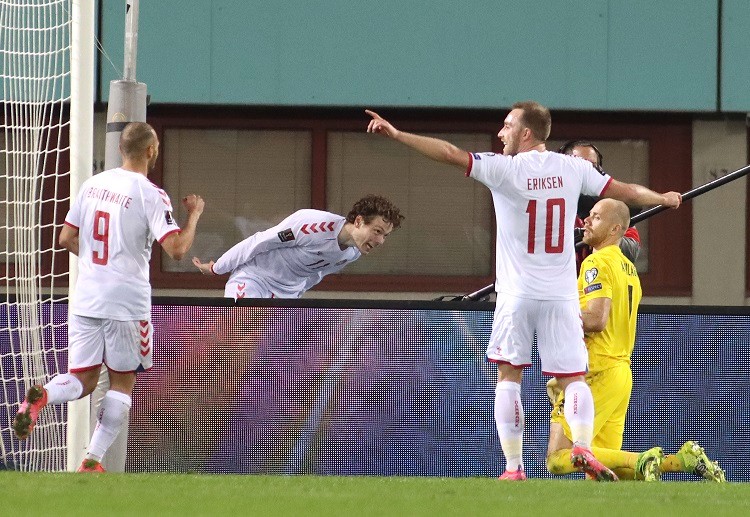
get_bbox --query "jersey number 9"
[93,210,110,265]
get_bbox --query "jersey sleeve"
[579,253,613,303]
[578,160,612,197]
[467,152,511,189]
[212,210,335,275]
[64,187,85,229]
[144,185,181,243]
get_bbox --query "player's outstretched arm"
[162,194,205,260]
[365,109,469,170]
[604,179,682,209]
[192,257,215,275]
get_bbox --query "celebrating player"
[366,102,682,481]
[545,198,725,482]
[192,194,404,298]
[12,122,204,472]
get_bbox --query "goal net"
[0,0,90,472]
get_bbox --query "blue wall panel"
[100,1,727,111]
[606,1,717,110]
[721,0,750,111]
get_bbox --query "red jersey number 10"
[92,210,110,265]
[526,198,565,254]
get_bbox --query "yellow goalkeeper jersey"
[578,244,642,373]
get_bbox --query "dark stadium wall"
[141,106,693,296]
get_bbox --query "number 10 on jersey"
[526,198,565,254]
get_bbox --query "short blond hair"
[119,122,156,160]
[512,101,551,141]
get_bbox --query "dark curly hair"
[346,195,404,230]
[557,140,604,171]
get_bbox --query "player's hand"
[365,109,400,139]
[183,194,205,215]
[192,257,215,275]
[661,191,682,208]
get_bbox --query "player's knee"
[75,370,100,397]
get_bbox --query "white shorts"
[485,293,587,377]
[224,278,273,299]
[68,314,153,374]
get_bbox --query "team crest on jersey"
[277,228,295,242]
[584,267,598,284]
[164,211,174,225]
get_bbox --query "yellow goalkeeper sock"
[612,467,636,480]
[661,454,683,473]
[547,449,576,475]
[547,447,638,475]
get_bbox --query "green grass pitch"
[4,473,749,516]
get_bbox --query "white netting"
[0,0,72,471]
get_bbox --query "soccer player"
[366,102,682,481]
[192,194,403,298]
[545,198,725,482]
[558,140,642,269]
[12,122,205,472]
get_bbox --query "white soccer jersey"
[468,151,611,300]
[64,168,180,320]
[212,209,361,298]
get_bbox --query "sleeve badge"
[277,228,295,242]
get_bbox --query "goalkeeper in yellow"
[545,198,725,481]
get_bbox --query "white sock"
[495,381,524,472]
[563,380,594,448]
[44,373,83,404]
[86,390,131,463]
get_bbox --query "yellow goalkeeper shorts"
[549,364,633,450]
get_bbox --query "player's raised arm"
[161,194,205,260]
[365,109,469,170]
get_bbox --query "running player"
[192,195,403,299]
[366,102,682,481]
[12,122,205,472]
[545,198,724,482]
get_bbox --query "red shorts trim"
[69,363,102,373]
[158,228,180,244]
[103,361,140,374]
[488,359,531,369]
[542,370,586,378]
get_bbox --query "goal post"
[0,0,94,471]
[68,0,94,471]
